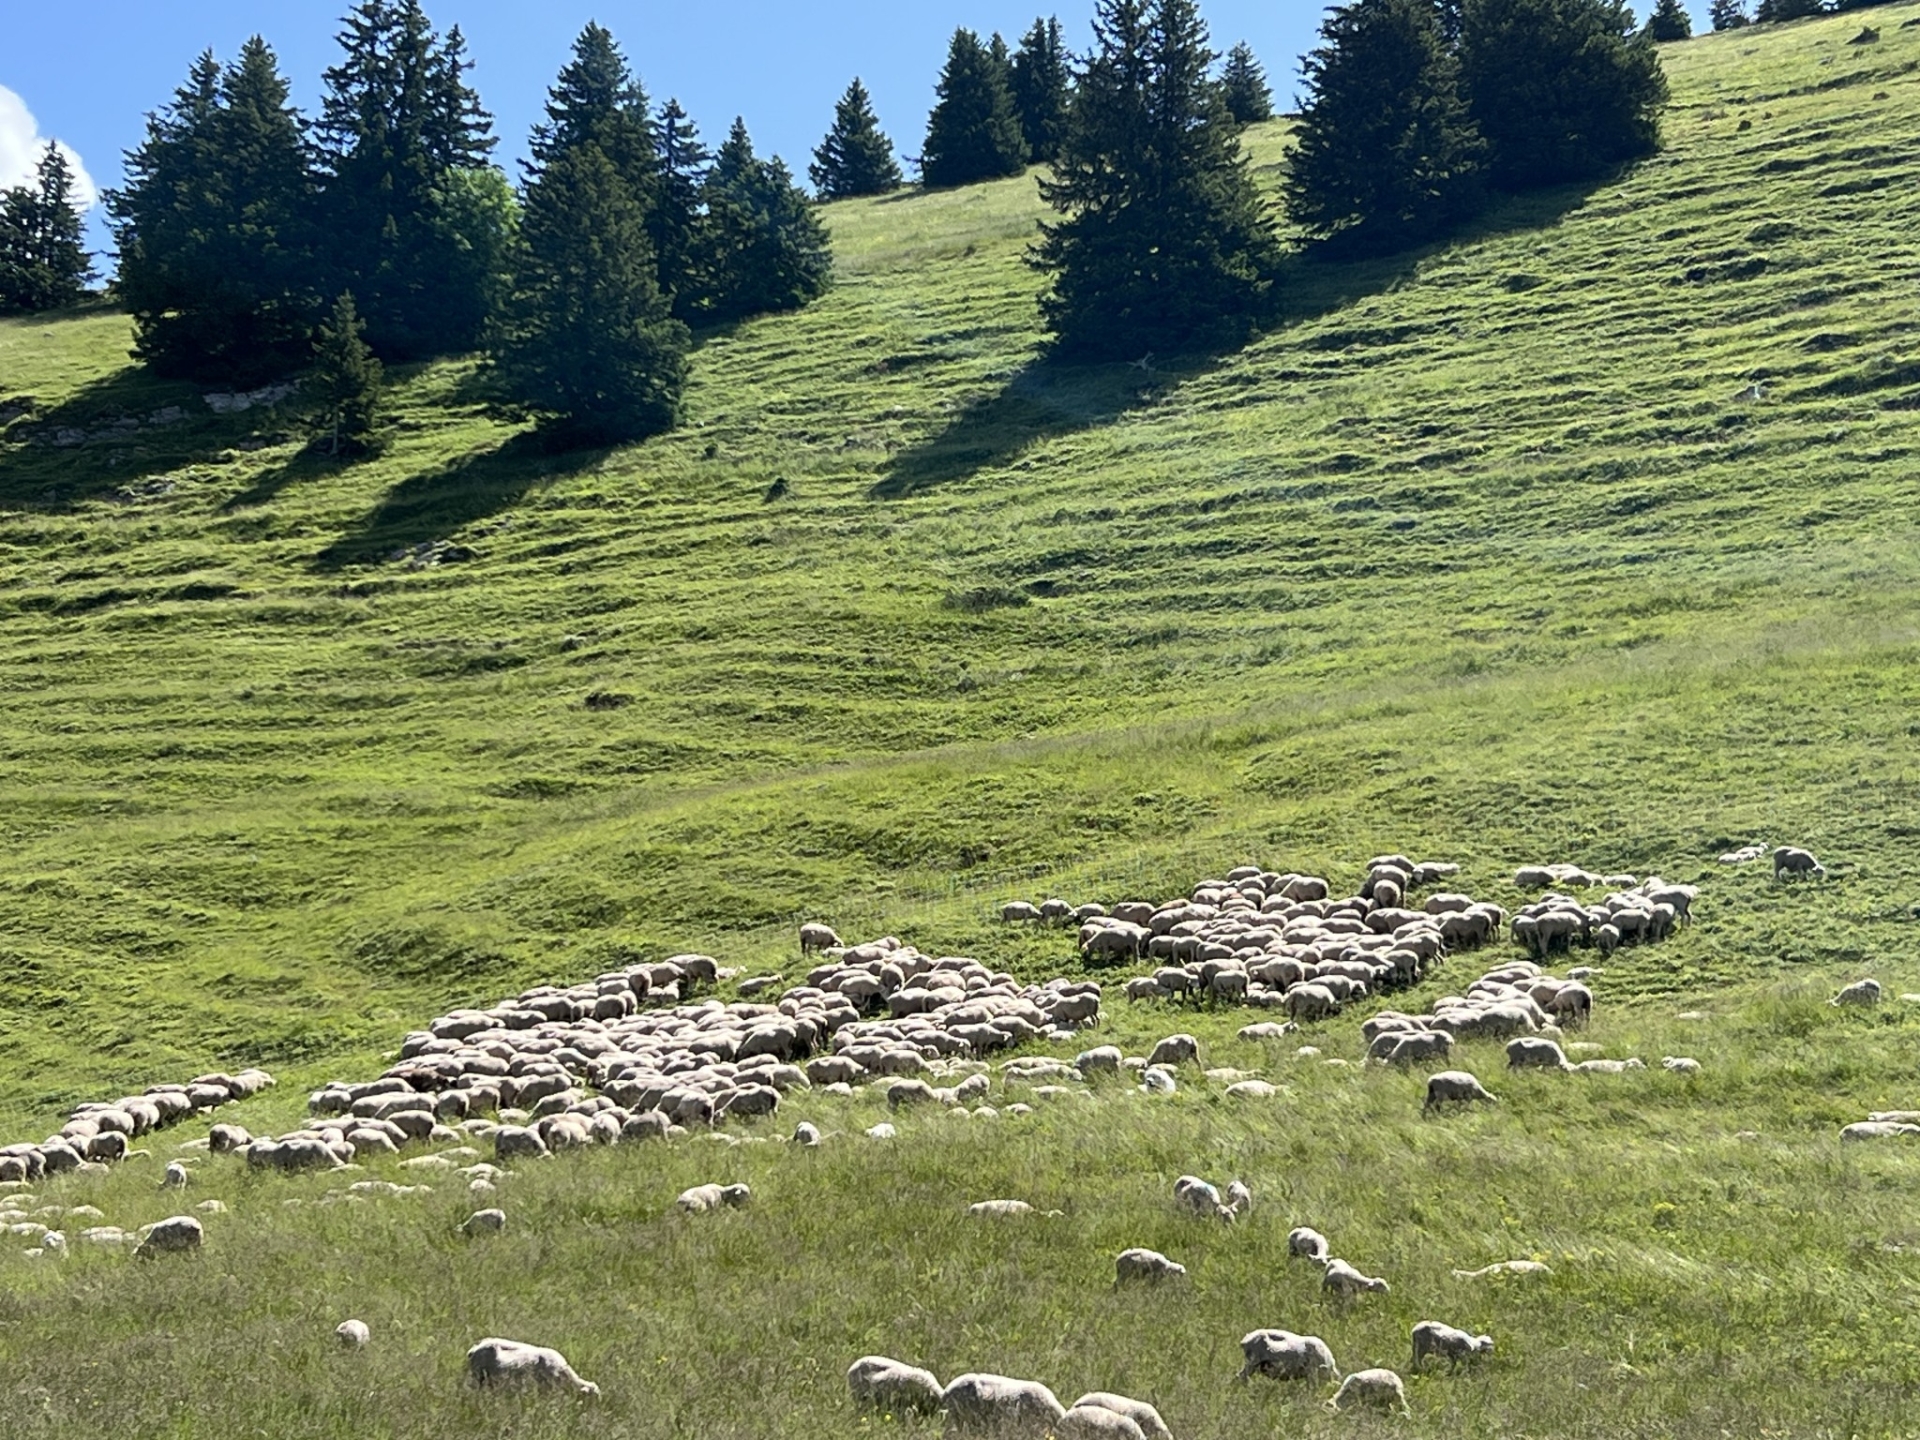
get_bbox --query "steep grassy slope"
[0,8,1917,1121]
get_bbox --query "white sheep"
[1070,1394,1170,1440]
[1114,1247,1187,1283]
[1411,1320,1493,1368]
[677,1183,751,1212]
[336,1319,371,1347]
[1661,1056,1701,1074]
[465,1338,599,1396]
[969,1199,1035,1217]
[1288,1226,1331,1264]
[1773,847,1825,881]
[793,1121,822,1147]
[1506,1037,1571,1071]
[1322,1257,1390,1297]
[1425,1071,1498,1109]
[1238,1328,1338,1381]
[1841,1121,1920,1142]
[846,1354,943,1413]
[460,1208,506,1236]
[1058,1406,1146,1440]
[941,1373,1067,1436]
[1832,979,1883,1008]
[133,1215,203,1259]
[1327,1367,1408,1414]
[161,1160,191,1189]
[1146,1034,1200,1068]
[799,922,843,954]
[1451,1259,1550,1279]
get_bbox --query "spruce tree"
[1435,0,1467,41]
[1643,0,1693,37]
[1755,0,1823,19]
[1709,0,1750,26]
[309,291,384,456]
[697,119,833,321]
[652,98,711,317]
[1011,17,1071,162]
[1286,0,1484,256]
[530,23,657,203]
[1459,0,1668,191]
[1032,0,1281,359]
[810,79,902,198]
[316,0,500,357]
[496,143,689,445]
[109,39,315,380]
[922,29,1029,188]
[1220,42,1275,125]
[0,143,93,314]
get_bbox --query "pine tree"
[1032,0,1281,360]
[309,291,384,456]
[1459,0,1668,191]
[530,23,656,202]
[651,98,711,316]
[1220,41,1275,125]
[810,79,902,198]
[1011,17,1071,162]
[1286,0,1485,257]
[923,29,1029,188]
[1642,0,1693,37]
[0,143,93,314]
[697,119,833,321]
[496,143,690,445]
[1434,0,1467,41]
[1709,0,1750,26]
[1755,0,1823,19]
[316,0,500,357]
[109,39,315,380]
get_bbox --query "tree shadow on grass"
[312,429,611,570]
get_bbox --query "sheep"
[208,1124,252,1154]
[1146,1034,1200,1068]
[1227,1179,1253,1214]
[799,922,843,954]
[941,1373,1067,1436]
[461,1208,506,1237]
[1832,979,1883,1008]
[1239,1021,1296,1042]
[161,1160,191,1190]
[1328,1368,1409,1415]
[133,1215,203,1259]
[1841,1121,1920,1142]
[465,1338,599,1397]
[1124,977,1168,1002]
[1661,1056,1701,1074]
[1114,1247,1187,1283]
[677,1182,751,1213]
[1058,1406,1147,1440]
[793,1121,822,1147]
[1238,1328,1339,1382]
[492,1126,549,1162]
[1075,1046,1123,1076]
[1571,1058,1645,1074]
[1411,1320,1493,1368]
[1425,1071,1498,1109]
[969,1199,1035,1217]
[1378,1030,1452,1067]
[1451,1259,1550,1279]
[1288,1226,1331,1264]
[1070,1394,1171,1440]
[1507,1037,1571,1071]
[1322,1257,1390,1297]
[846,1355,944,1413]
[1000,902,1043,923]
[336,1319,371,1348]
[1283,983,1339,1022]
[1773,847,1825,881]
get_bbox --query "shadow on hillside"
[312,430,608,570]
[875,173,1617,498]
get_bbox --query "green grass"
[2,9,1920,1433]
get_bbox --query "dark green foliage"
[1643,0,1694,37]
[530,22,657,204]
[1435,0,1467,41]
[809,78,902,198]
[1755,0,1825,18]
[1460,0,1669,190]
[1287,0,1485,257]
[1011,16,1072,162]
[495,143,689,446]
[1220,41,1275,124]
[308,291,384,455]
[922,29,1029,188]
[0,144,92,314]
[697,119,832,321]
[1710,0,1751,24]
[652,98,710,313]
[316,0,500,358]
[109,40,314,380]
[1032,0,1281,360]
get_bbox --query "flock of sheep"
[0,1068,272,1185]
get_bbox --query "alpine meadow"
[3,5,1920,1439]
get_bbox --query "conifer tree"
[1434,0,1467,41]
[0,143,93,314]
[1754,0,1822,19]
[809,79,902,198]
[1642,0,1693,38]
[109,39,315,379]
[923,29,1029,188]
[496,143,689,445]
[1286,0,1484,256]
[1011,16,1071,162]
[309,291,384,456]
[1459,0,1668,191]
[651,98,711,316]
[530,23,657,202]
[1709,0,1750,26]
[1032,0,1280,359]
[316,0,500,357]
[697,119,833,321]
[1220,41,1275,125]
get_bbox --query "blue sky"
[6,0,1710,259]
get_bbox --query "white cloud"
[0,85,97,209]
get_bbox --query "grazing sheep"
[793,1121,822,1147]
[1140,1068,1177,1096]
[1773,847,1825,881]
[1227,1179,1253,1214]
[1507,1037,1571,1071]
[969,1199,1035,1217]
[492,1126,549,1162]
[1076,1046,1123,1076]
[1239,1021,1296,1042]
[1328,1368,1408,1415]
[1411,1320,1493,1368]
[677,1183,751,1213]
[847,1355,944,1413]
[941,1373,1067,1436]
[1070,1394,1171,1440]
[1841,1121,1920,1142]
[1322,1257,1390,1297]
[133,1215,203,1259]
[1288,1226,1331,1264]
[1238,1328,1339,1382]
[208,1124,251,1154]
[1832,979,1883,1008]
[799,922,843,954]
[1452,1259,1551,1279]
[1146,1034,1200,1068]
[1000,902,1043,923]
[1124,977,1168,1002]
[1661,1056,1701,1074]
[1425,1071,1498,1109]
[1058,1406,1147,1440]
[461,1208,506,1237]
[1173,1175,1233,1221]
[465,1338,599,1397]
[161,1160,191,1189]
[1115,1247,1187,1283]
[336,1319,371,1348]
[1571,1058,1645,1074]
